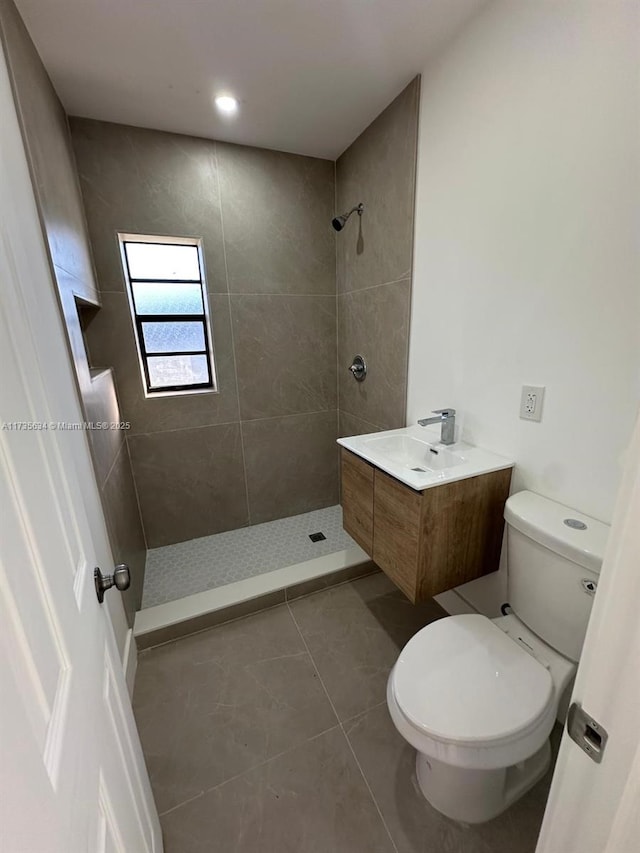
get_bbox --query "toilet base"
[415,739,551,824]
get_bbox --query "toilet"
[387,490,609,824]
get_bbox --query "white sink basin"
[362,434,465,473]
[338,425,513,492]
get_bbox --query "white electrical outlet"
[520,385,545,422]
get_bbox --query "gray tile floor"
[134,574,559,853]
[142,505,356,608]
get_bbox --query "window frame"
[118,233,218,397]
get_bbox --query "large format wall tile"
[84,367,125,486]
[101,443,147,620]
[242,410,339,524]
[338,410,383,439]
[336,78,419,294]
[338,280,411,430]
[232,294,337,420]
[335,78,418,452]
[70,117,343,548]
[0,2,97,298]
[1,0,147,627]
[70,118,228,293]
[128,423,249,546]
[217,142,335,295]
[84,292,240,434]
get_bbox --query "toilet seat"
[388,614,558,770]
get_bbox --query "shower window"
[119,234,217,395]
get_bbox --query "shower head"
[331,203,364,232]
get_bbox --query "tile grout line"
[158,789,206,818]
[226,292,337,298]
[286,599,341,724]
[105,313,148,552]
[141,555,374,652]
[339,699,387,729]
[401,81,419,433]
[100,434,127,491]
[212,142,252,527]
[237,419,252,526]
[124,434,149,550]
[339,275,412,296]
[137,594,286,652]
[99,288,339,297]
[340,724,400,853]
[285,600,400,853]
[334,156,340,448]
[338,407,385,433]
[285,565,379,606]
[128,406,338,438]
[157,722,344,819]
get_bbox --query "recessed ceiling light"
[215,95,239,115]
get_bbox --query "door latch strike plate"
[567,703,608,764]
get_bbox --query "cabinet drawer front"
[340,449,374,554]
[373,470,421,601]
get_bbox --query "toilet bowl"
[386,490,609,824]
[387,613,571,823]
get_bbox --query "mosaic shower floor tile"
[141,504,356,608]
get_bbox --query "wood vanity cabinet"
[340,449,374,553]
[340,448,512,603]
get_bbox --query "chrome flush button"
[564,518,587,530]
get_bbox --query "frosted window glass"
[142,321,205,354]
[147,355,209,388]
[133,282,203,315]
[125,242,200,281]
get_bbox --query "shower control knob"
[348,355,367,382]
[94,564,131,604]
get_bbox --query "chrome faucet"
[417,408,456,445]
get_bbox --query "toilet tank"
[505,491,609,662]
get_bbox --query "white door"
[536,409,640,853]
[0,42,162,853]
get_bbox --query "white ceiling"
[15,0,485,160]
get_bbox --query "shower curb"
[135,551,376,650]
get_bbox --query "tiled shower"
[2,0,420,621]
[71,79,420,613]
[73,120,339,550]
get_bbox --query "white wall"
[408,0,640,614]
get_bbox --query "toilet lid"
[393,615,554,745]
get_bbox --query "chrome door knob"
[94,564,130,604]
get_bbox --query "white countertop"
[338,424,514,491]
